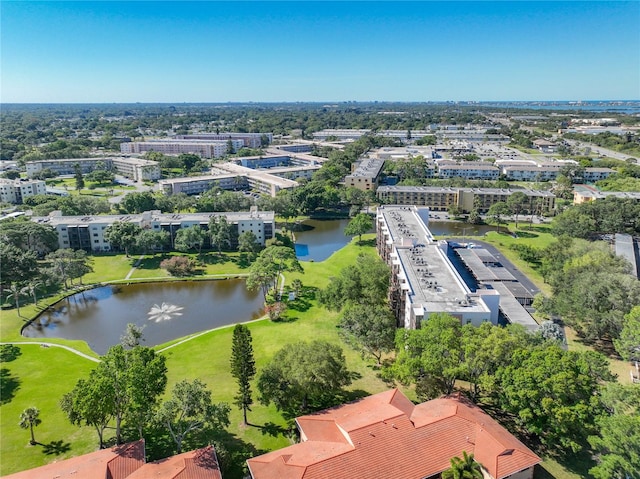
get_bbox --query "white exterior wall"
[0,179,47,204]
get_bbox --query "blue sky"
[1,1,638,103]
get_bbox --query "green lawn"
[0,238,391,477]
[0,232,607,478]
[0,345,100,476]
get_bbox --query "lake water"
[22,280,263,354]
[293,218,354,262]
[292,217,495,262]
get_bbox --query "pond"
[427,221,495,237]
[291,217,495,262]
[22,279,263,355]
[293,218,354,262]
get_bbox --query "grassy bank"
[0,231,608,479]
[0,236,391,476]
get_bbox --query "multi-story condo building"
[376,205,500,329]
[175,133,273,148]
[344,158,385,191]
[582,167,616,182]
[312,129,371,141]
[120,139,244,158]
[373,146,438,160]
[31,209,275,252]
[437,161,500,180]
[377,186,556,213]
[26,157,161,181]
[0,178,47,204]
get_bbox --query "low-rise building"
[121,139,244,158]
[573,189,640,204]
[31,209,275,252]
[438,162,500,180]
[4,440,222,479]
[176,132,272,148]
[26,157,161,181]
[344,158,385,191]
[247,389,540,479]
[582,167,616,182]
[311,129,371,141]
[0,178,47,204]
[532,139,557,153]
[377,186,555,213]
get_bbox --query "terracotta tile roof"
[2,442,222,479]
[127,446,222,479]
[247,390,540,479]
[3,440,146,479]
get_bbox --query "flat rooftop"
[380,207,489,315]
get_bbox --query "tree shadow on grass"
[0,344,22,362]
[254,421,290,438]
[533,464,557,479]
[0,368,20,405]
[42,440,71,456]
[513,231,539,239]
[357,238,377,248]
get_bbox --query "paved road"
[564,139,639,162]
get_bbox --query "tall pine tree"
[230,324,256,425]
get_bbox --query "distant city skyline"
[2,1,638,103]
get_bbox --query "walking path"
[0,341,100,362]
[124,255,145,280]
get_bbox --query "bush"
[160,256,196,277]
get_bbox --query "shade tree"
[154,379,230,453]
[257,341,352,418]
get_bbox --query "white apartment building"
[176,133,273,148]
[376,205,499,329]
[31,209,275,252]
[121,139,244,158]
[438,162,500,180]
[0,178,47,204]
[26,157,161,181]
[312,129,371,141]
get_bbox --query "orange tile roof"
[2,442,222,479]
[2,440,146,479]
[247,390,540,479]
[127,446,222,479]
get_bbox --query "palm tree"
[23,281,42,306]
[19,407,41,445]
[441,451,483,479]
[6,282,23,317]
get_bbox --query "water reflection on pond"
[292,218,494,262]
[22,280,263,354]
[293,218,353,262]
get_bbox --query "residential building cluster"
[377,186,556,213]
[160,154,322,197]
[26,157,161,182]
[8,389,540,479]
[121,133,273,158]
[31,209,275,252]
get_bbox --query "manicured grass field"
[0,237,391,477]
[0,345,99,476]
[0,230,612,478]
